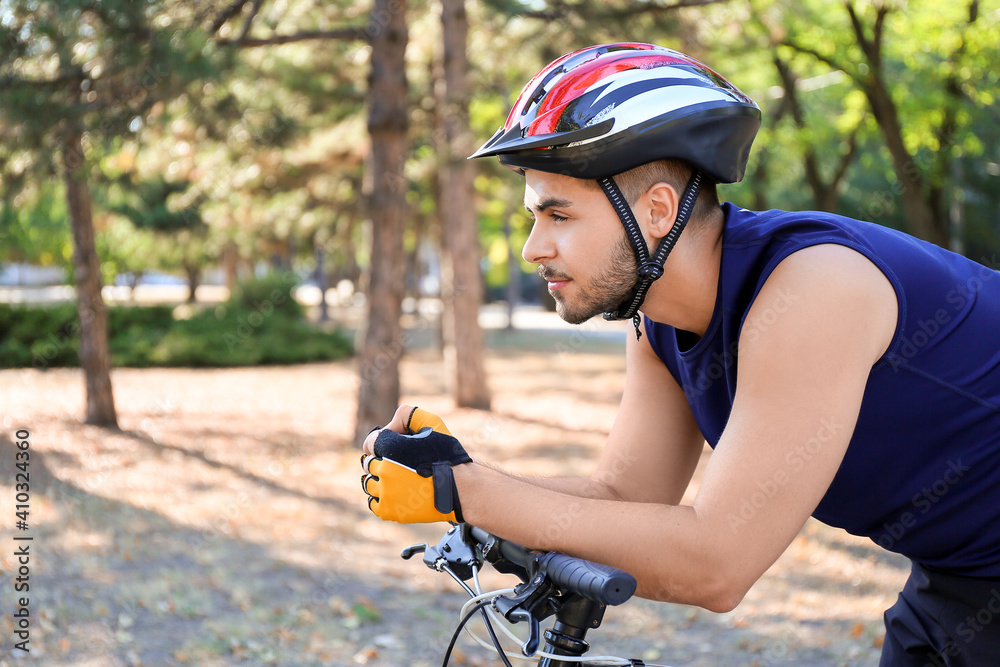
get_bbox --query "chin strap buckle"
[637,262,664,280]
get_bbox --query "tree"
[0,2,218,425]
[354,0,411,443]
[768,54,860,213]
[62,123,117,425]
[779,0,988,246]
[103,175,208,301]
[0,183,72,273]
[437,0,491,409]
[199,3,419,442]
[733,7,864,213]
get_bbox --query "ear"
[642,182,680,240]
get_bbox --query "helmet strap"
[599,170,705,339]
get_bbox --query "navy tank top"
[645,203,1000,575]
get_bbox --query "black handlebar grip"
[536,552,637,606]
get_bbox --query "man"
[361,43,1000,664]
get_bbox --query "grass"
[0,276,352,368]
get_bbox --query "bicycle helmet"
[471,43,761,332]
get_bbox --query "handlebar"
[467,526,636,606]
[403,523,642,665]
[536,552,636,607]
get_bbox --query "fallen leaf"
[352,596,382,623]
[352,647,378,664]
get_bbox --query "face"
[522,170,638,324]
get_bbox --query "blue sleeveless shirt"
[644,203,1000,576]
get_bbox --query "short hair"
[586,159,720,224]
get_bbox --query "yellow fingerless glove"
[407,407,452,436]
[362,408,470,524]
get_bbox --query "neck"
[639,205,724,336]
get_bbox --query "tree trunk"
[862,78,945,244]
[183,260,200,303]
[504,208,520,330]
[354,0,409,444]
[438,0,491,409]
[935,0,980,252]
[127,271,143,301]
[772,54,857,213]
[63,128,118,428]
[841,3,946,245]
[315,246,329,322]
[222,241,239,293]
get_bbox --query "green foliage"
[106,176,205,234]
[0,185,73,268]
[0,292,352,369]
[138,306,352,368]
[0,303,80,368]
[95,216,162,287]
[229,273,304,318]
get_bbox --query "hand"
[361,406,472,523]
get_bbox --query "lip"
[547,279,570,291]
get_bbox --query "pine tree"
[0,1,224,426]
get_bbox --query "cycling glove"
[362,408,471,523]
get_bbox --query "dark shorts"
[881,562,1000,666]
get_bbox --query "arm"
[368,322,705,503]
[455,245,898,612]
[478,321,705,504]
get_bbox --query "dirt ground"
[0,335,909,666]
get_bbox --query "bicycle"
[401,522,672,667]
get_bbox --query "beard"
[543,235,638,325]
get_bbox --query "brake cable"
[438,563,515,667]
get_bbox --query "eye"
[550,212,569,223]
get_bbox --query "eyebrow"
[524,196,573,216]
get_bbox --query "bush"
[228,273,304,318]
[0,303,80,369]
[0,286,353,369]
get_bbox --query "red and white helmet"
[471,43,760,183]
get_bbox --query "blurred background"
[0,1,996,665]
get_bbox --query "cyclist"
[361,43,1000,665]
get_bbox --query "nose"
[521,221,555,265]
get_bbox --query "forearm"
[454,463,739,612]
[482,463,623,501]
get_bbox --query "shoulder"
[744,244,898,364]
[721,204,891,249]
[769,243,896,295]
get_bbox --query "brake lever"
[401,543,427,560]
[491,573,560,656]
[505,609,541,656]
[402,525,481,580]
